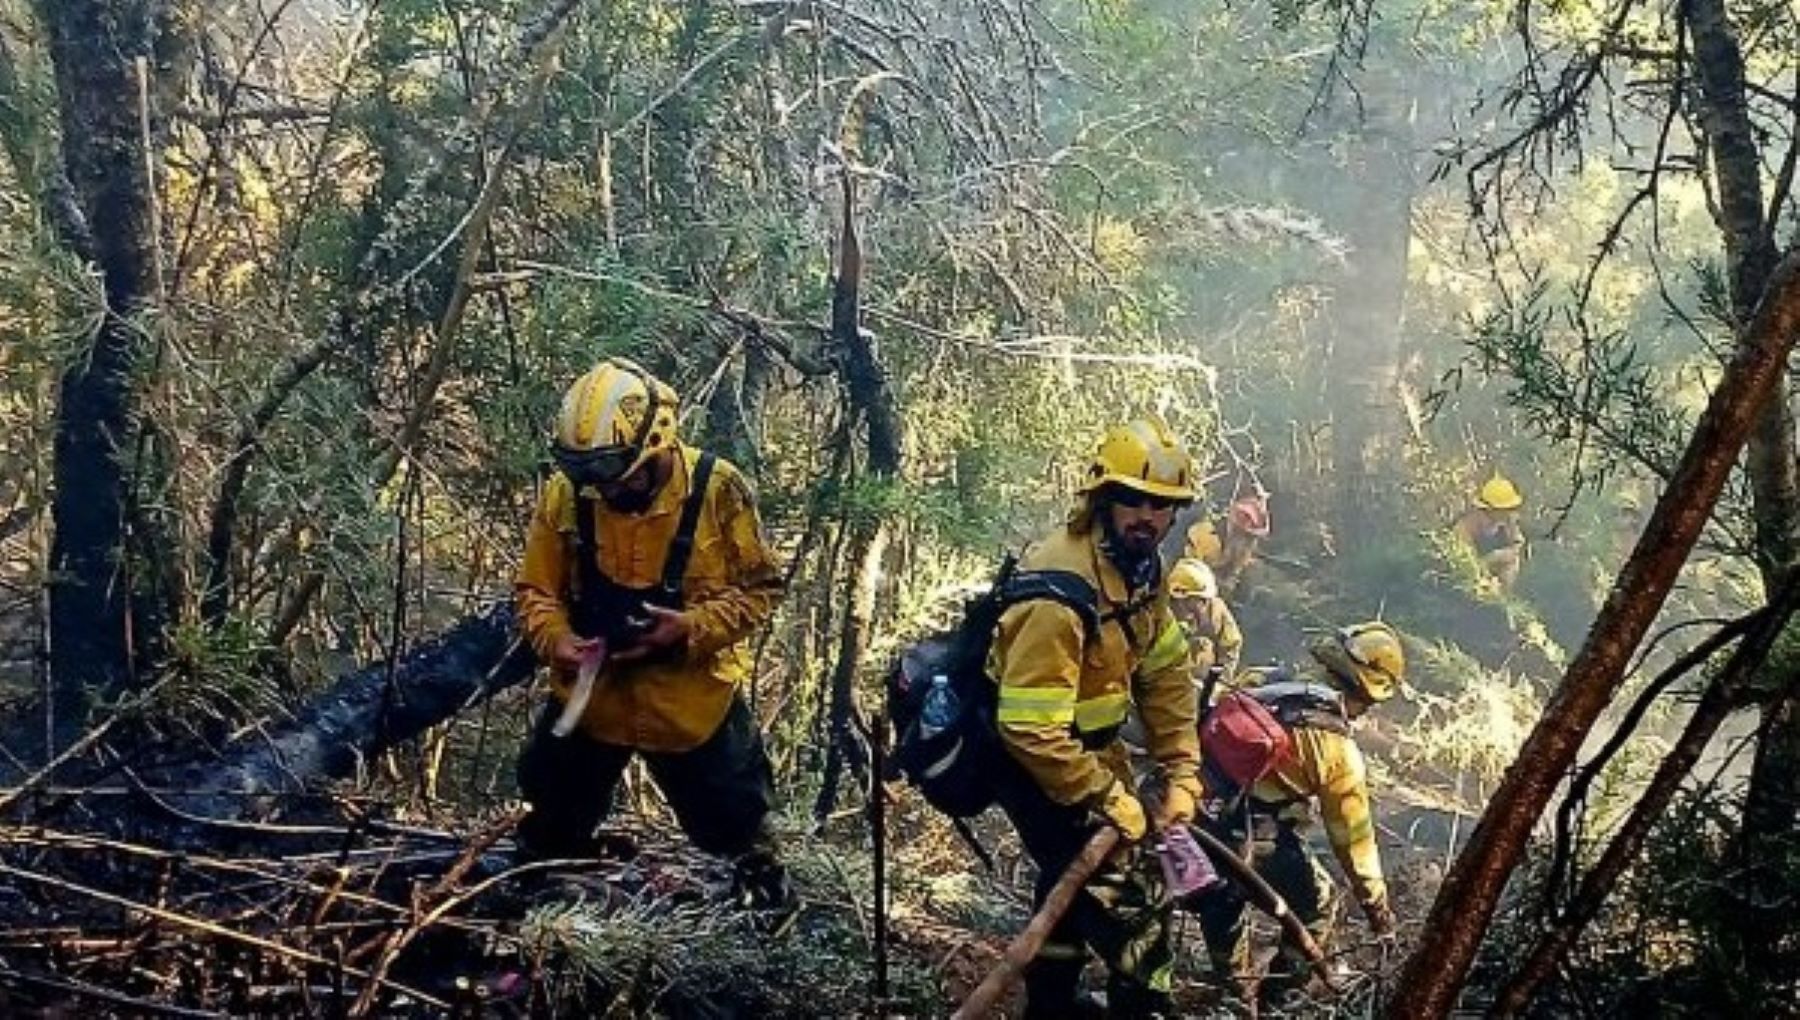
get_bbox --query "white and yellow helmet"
[1311,621,1406,703]
[1168,558,1219,601]
[552,358,679,484]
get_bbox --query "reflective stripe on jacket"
[515,445,782,751]
[990,525,1200,808]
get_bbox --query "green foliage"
[1466,281,1691,487]
[521,831,941,1016]
[154,616,287,732]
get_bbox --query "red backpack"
[1199,675,1350,799]
[1201,691,1295,790]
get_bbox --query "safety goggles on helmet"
[553,443,640,487]
[553,358,678,486]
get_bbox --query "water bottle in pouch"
[918,674,958,739]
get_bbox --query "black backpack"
[885,554,1101,819]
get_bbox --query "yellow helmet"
[552,358,679,484]
[1310,621,1405,702]
[1076,415,1197,503]
[1168,558,1219,600]
[1184,518,1224,565]
[1475,473,1523,511]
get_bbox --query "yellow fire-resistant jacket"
[989,525,1201,809]
[1173,593,1242,679]
[1453,507,1525,588]
[1212,670,1387,909]
[515,445,782,752]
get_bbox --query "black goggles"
[1109,488,1182,512]
[553,444,638,486]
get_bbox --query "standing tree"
[36,0,190,750]
[1373,0,1800,1011]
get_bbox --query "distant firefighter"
[1183,492,1270,594]
[1453,473,1527,590]
[1167,559,1243,681]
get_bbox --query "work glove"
[1096,781,1148,842]
[1152,783,1197,831]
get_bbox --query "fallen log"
[162,602,536,820]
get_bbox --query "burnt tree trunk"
[1687,0,1800,994]
[814,176,902,821]
[162,604,535,821]
[702,344,774,477]
[1383,254,1800,1018]
[37,0,171,750]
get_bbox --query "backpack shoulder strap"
[570,486,604,630]
[1000,569,1101,640]
[1251,680,1351,735]
[660,451,717,597]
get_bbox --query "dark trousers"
[1191,815,1337,1006]
[989,748,1173,1018]
[515,695,776,860]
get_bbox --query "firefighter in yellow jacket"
[988,416,1203,1018]
[1453,473,1527,590]
[1183,491,1270,595]
[1168,558,1243,680]
[1192,622,1404,1009]
[513,358,789,909]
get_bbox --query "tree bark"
[814,175,902,820]
[1687,0,1800,990]
[1383,253,1800,1019]
[1489,575,1800,1017]
[38,0,165,749]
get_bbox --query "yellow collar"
[640,446,692,518]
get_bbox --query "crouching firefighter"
[513,358,791,911]
[988,416,1203,1018]
[1189,622,1405,1010]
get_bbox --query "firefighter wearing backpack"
[1182,491,1269,595]
[1191,621,1404,1010]
[513,358,790,911]
[1167,558,1242,679]
[988,415,1203,1019]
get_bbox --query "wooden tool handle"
[952,826,1121,1019]
[1188,823,1338,992]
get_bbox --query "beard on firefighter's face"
[1103,491,1176,559]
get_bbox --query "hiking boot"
[729,849,798,932]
